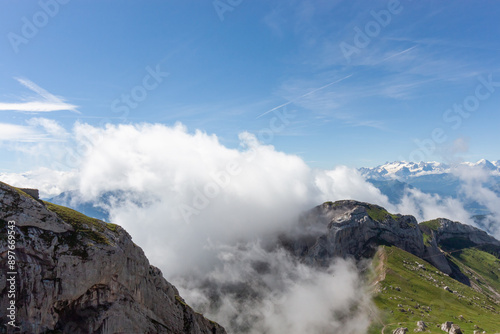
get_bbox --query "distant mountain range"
[359,160,500,221]
[359,159,500,180]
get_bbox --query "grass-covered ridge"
[420,219,441,231]
[370,245,500,333]
[419,219,441,247]
[0,181,33,200]
[449,247,500,298]
[43,201,118,245]
[366,204,399,222]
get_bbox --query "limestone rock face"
[0,182,226,334]
[432,218,500,247]
[419,218,500,275]
[421,234,453,275]
[284,200,425,265]
[393,327,408,334]
[283,201,500,274]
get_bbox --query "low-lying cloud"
[178,242,373,334]
[453,165,500,238]
[1,121,494,333]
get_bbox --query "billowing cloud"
[0,168,77,198]
[68,123,395,276]
[396,187,472,225]
[0,121,487,333]
[453,165,500,238]
[179,242,374,334]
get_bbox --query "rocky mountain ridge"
[283,200,500,284]
[284,200,500,333]
[2,179,500,333]
[0,181,226,334]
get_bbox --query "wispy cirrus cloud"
[0,78,79,113]
[0,118,68,143]
[0,123,40,142]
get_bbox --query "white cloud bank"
[453,165,500,238]
[0,121,493,333]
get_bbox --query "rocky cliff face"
[427,217,500,247]
[283,200,425,265]
[0,182,226,334]
[419,217,500,277]
[283,200,500,278]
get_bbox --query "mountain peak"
[288,201,500,277]
[360,159,499,180]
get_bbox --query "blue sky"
[1,0,499,172]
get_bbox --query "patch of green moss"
[323,201,343,208]
[422,232,432,247]
[420,219,441,231]
[175,295,189,307]
[106,223,119,233]
[43,201,111,245]
[43,201,103,230]
[366,205,398,222]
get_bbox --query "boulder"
[415,320,427,332]
[441,322,453,332]
[450,324,463,334]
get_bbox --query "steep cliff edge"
[283,200,425,265]
[283,200,500,280]
[0,181,226,334]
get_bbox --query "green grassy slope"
[370,246,500,333]
[448,247,500,302]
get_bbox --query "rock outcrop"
[441,321,454,332]
[283,200,425,265]
[414,320,427,332]
[283,200,500,276]
[441,321,463,333]
[423,217,500,248]
[0,181,226,334]
[419,217,500,278]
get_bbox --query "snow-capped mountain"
[359,159,500,181]
[360,159,500,223]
